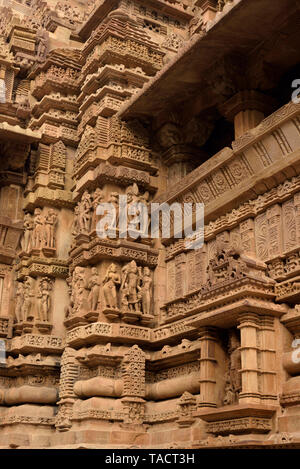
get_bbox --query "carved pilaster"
[121,345,146,426]
[55,347,78,432]
[258,316,277,404]
[198,327,218,409]
[238,313,261,404]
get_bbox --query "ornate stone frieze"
[7,334,63,354]
[154,103,300,219]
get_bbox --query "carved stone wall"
[0,0,299,450]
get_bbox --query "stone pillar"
[234,110,264,139]
[198,327,217,408]
[238,313,261,404]
[259,316,277,404]
[155,120,208,187]
[164,144,199,187]
[220,90,276,139]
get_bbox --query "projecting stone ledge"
[0,122,41,143]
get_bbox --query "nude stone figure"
[45,209,58,248]
[103,264,120,309]
[22,212,33,253]
[37,278,52,322]
[32,208,44,249]
[121,260,140,312]
[15,282,25,323]
[139,267,152,315]
[87,267,101,311]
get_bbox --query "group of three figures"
[15,277,52,323]
[66,261,153,318]
[103,261,152,315]
[73,189,103,236]
[22,208,58,254]
[73,184,151,239]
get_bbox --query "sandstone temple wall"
[0,0,299,449]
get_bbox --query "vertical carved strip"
[0,277,3,312]
[292,117,300,135]
[253,141,272,167]
[272,129,292,156]
[186,250,195,293]
[50,140,66,170]
[4,69,14,101]
[255,213,269,261]
[230,227,241,252]
[175,253,186,298]
[207,239,217,265]
[294,192,300,247]
[121,345,146,425]
[95,116,109,145]
[258,316,277,404]
[282,198,296,253]
[194,245,207,289]
[166,259,175,301]
[267,204,282,259]
[55,347,78,432]
[38,144,51,171]
[240,218,255,255]
[122,345,145,398]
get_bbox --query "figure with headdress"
[103,263,120,309]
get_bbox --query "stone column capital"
[198,326,219,339]
[238,312,260,328]
[219,90,277,122]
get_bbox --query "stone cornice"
[78,0,193,40]
[0,122,41,143]
[152,101,300,232]
[119,0,298,119]
[69,237,159,270]
[66,319,198,348]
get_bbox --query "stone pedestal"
[64,312,89,330]
[75,233,90,245]
[121,309,142,324]
[84,310,99,322]
[140,314,154,326]
[42,247,56,257]
[35,321,52,334]
[196,404,276,437]
[102,308,120,321]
